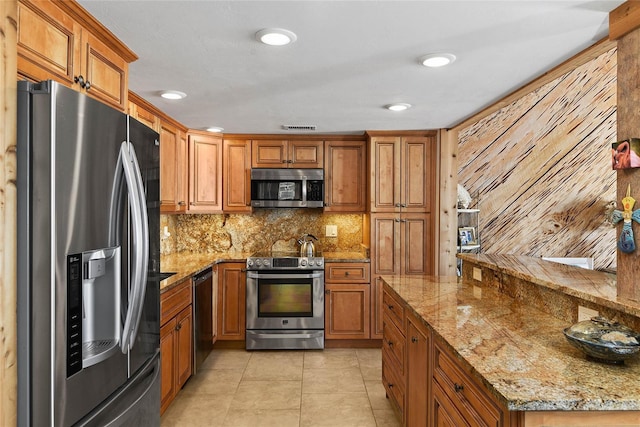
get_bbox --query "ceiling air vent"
[282,125,317,131]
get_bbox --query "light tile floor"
[161,348,402,427]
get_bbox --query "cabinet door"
[325,284,370,339]
[188,132,223,213]
[406,313,431,427]
[160,121,187,213]
[371,214,400,276]
[370,136,401,212]
[251,140,288,168]
[160,319,177,415]
[401,213,434,275]
[17,0,79,87]
[289,140,323,168]
[324,140,366,212]
[176,306,193,388]
[223,139,252,212]
[433,382,469,427]
[79,29,128,111]
[129,101,159,132]
[401,136,436,212]
[371,277,384,339]
[217,263,246,340]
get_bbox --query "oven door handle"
[251,331,324,339]
[246,271,323,280]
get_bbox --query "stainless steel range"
[246,251,325,350]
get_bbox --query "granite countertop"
[160,251,250,292]
[160,250,370,292]
[458,253,640,319]
[382,274,640,412]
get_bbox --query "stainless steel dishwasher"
[192,267,214,374]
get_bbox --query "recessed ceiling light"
[255,28,297,46]
[419,53,456,68]
[159,90,187,100]
[206,127,224,133]
[385,103,412,112]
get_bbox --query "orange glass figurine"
[612,184,640,253]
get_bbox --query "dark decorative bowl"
[563,316,640,364]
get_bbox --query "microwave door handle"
[118,142,146,352]
[301,177,307,204]
[126,142,149,349]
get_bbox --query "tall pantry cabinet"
[368,131,438,339]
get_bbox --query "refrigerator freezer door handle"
[126,142,149,347]
[117,142,146,352]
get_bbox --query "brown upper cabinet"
[324,140,367,212]
[368,133,437,213]
[17,0,136,111]
[223,139,252,213]
[252,139,324,168]
[129,92,160,132]
[160,120,188,213]
[187,131,223,213]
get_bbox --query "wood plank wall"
[458,48,617,270]
[1,1,18,425]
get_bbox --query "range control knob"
[300,259,308,267]
[247,260,254,267]
[256,260,262,267]
[316,259,323,267]
[263,259,270,267]
[309,260,315,266]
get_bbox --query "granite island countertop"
[382,273,640,412]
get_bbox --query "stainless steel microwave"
[250,168,324,208]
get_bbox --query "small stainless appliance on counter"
[246,251,325,350]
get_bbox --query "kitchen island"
[382,254,640,426]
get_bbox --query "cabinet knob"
[387,340,393,348]
[395,203,401,208]
[394,218,401,223]
[282,160,287,163]
[325,290,330,295]
[401,203,407,208]
[454,383,464,392]
[411,336,418,343]
[345,271,350,276]
[388,383,394,389]
[85,80,91,91]
[387,304,394,310]
[175,324,181,331]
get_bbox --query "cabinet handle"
[74,75,86,88]
[394,218,401,223]
[395,203,401,208]
[178,201,186,206]
[400,203,407,208]
[288,160,293,163]
[454,383,464,392]
[411,336,418,343]
[282,160,287,163]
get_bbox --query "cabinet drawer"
[433,340,502,427]
[382,356,405,419]
[325,263,370,283]
[382,319,405,376]
[383,288,404,332]
[161,280,192,325]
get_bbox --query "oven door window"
[258,279,313,317]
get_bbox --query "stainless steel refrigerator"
[17,80,161,426]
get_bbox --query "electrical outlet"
[325,225,338,237]
[578,305,599,322]
[472,267,482,282]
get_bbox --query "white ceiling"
[78,1,623,135]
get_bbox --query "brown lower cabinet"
[324,262,371,340]
[160,279,193,414]
[216,262,246,340]
[382,284,512,427]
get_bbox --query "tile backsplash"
[161,210,365,255]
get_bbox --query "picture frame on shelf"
[458,227,477,246]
